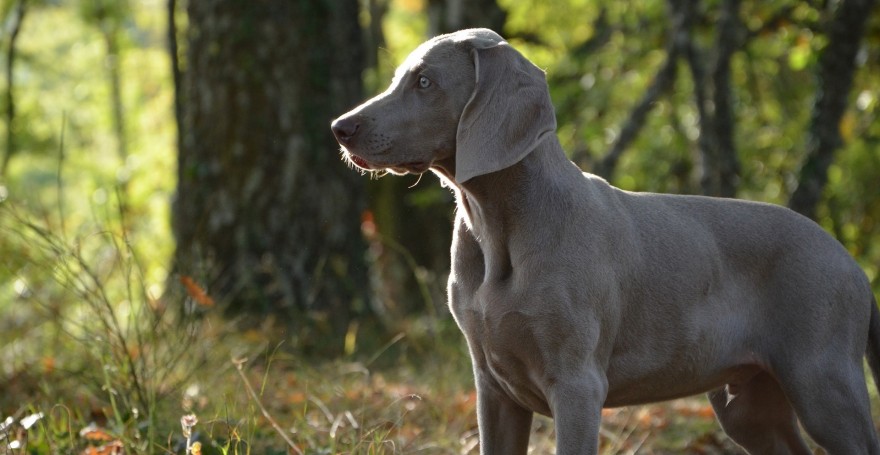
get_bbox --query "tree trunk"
[167,0,183,156]
[173,0,369,335]
[788,0,877,219]
[679,0,743,198]
[1,0,27,177]
[363,0,388,73]
[427,0,506,36]
[708,0,742,198]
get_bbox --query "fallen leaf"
[81,440,123,455]
[42,356,55,374]
[672,401,716,420]
[289,391,307,404]
[180,276,215,307]
[452,390,477,415]
[79,423,115,441]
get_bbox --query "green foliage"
[3,2,175,283]
[0,0,878,453]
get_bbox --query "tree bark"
[788,0,877,219]
[167,0,183,156]
[174,0,369,333]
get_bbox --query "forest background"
[0,0,878,453]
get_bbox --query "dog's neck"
[435,135,581,281]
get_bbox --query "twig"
[594,0,684,180]
[1,0,26,177]
[232,358,304,455]
[595,46,679,179]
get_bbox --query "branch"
[595,47,679,179]
[593,1,685,180]
[788,0,877,219]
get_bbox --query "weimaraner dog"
[331,28,880,454]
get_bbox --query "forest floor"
[4,312,876,455]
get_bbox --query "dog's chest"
[450,281,562,414]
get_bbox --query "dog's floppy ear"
[455,42,557,183]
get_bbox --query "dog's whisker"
[408,173,423,188]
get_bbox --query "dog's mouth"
[389,161,431,175]
[348,153,372,170]
[345,151,429,175]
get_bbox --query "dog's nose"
[331,116,360,145]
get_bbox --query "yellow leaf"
[396,0,424,13]
[79,423,115,442]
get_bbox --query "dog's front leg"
[474,370,533,455]
[549,373,608,455]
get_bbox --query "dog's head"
[331,28,556,184]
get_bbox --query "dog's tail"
[867,294,880,397]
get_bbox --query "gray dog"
[331,28,880,454]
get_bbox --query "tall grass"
[0,198,208,453]
[0,190,479,454]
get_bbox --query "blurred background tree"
[1,0,878,348]
[170,0,370,343]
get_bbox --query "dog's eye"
[418,75,432,89]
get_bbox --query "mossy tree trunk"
[173,0,369,336]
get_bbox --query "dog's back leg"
[709,371,811,454]
[776,356,880,454]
